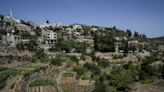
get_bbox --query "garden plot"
[0,63,46,91]
[28,67,57,92]
[57,71,95,92]
[28,86,57,92]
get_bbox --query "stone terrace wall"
[7,64,52,92]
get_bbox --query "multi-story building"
[41,30,57,49]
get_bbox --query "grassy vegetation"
[63,88,70,92]
[63,72,74,77]
[0,81,6,89]
[0,67,7,72]
[0,67,32,89]
[0,63,45,90]
[29,80,54,87]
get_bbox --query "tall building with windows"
[42,29,57,49]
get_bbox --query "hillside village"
[0,10,164,92]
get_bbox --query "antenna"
[9,9,13,17]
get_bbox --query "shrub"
[50,55,63,66]
[70,56,78,64]
[84,63,101,75]
[73,67,86,76]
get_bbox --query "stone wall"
[0,56,15,64]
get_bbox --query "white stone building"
[114,37,127,41]
[42,29,57,44]
[41,30,57,49]
[2,32,21,47]
[40,22,63,28]
[71,24,83,30]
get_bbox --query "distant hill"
[151,36,164,40]
[151,36,164,45]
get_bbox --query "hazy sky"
[0,0,164,38]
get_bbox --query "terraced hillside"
[28,86,57,92]
[28,67,58,92]
[27,68,95,92]
[0,63,51,92]
[57,71,95,92]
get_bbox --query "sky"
[0,0,164,38]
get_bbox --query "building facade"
[42,29,57,49]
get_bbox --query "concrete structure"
[128,40,138,44]
[40,22,63,28]
[73,32,81,37]
[2,32,21,47]
[91,27,98,31]
[41,29,57,50]
[71,24,83,30]
[84,36,94,45]
[73,35,94,47]
[42,30,57,44]
[114,37,127,41]
[15,23,32,32]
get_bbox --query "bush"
[98,59,110,68]
[0,81,6,89]
[50,55,63,66]
[112,54,123,59]
[92,81,106,92]
[35,48,45,59]
[89,50,96,61]
[30,55,38,63]
[73,67,86,76]
[0,67,7,72]
[70,56,78,64]
[84,63,101,75]
[109,66,138,89]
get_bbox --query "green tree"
[0,15,4,21]
[90,50,96,61]
[98,59,110,68]
[134,31,139,38]
[123,40,129,54]
[70,56,78,64]
[84,63,101,75]
[55,37,72,52]
[126,29,132,37]
[46,20,49,24]
[16,42,25,51]
[162,59,164,79]
[21,32,32,39]
[94,31,115,52]
[109,66,138,91]
[94,33,99,50]
[26,39,38,51]
[92,81,106,92]
[35,48,45,59]
[82,41,86,54]
[35,27,42,36]
[30,55,38,63]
